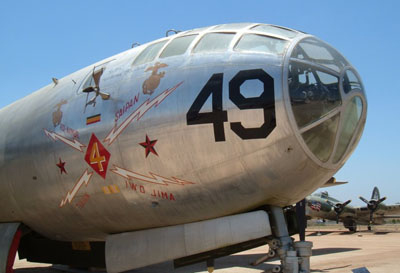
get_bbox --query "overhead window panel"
[212,23,252,30]
[160,35,198,58]
[132,40,168,66]
[234,34,289,55]
[193,33,235,53]
[291,38,348,73]
[252,24,298,39]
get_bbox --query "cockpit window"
[212,23,252,30]
[342,69,362,94]
[193,33,235,53]
[160,35,198,58]
[252,24,298,39]
[291,38,348,73]
[234,34,289,55]
[289,61,341,128]
[301,114,339,162]
[132,40,168,66]
[181,27,209,35]
[333,96,363,163]
[288,36,366,165]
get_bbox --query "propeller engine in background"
[327,199,352,224]
[359,187,387,230]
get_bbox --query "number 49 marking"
[186,69,276,141]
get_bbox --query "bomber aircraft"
[306,187,400,232]
[0,23,367,273]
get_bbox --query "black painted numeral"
[187,69,276,142]
[229,69,276,139]
[186,73,228,142]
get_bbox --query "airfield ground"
[14,224,400,273]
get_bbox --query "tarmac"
[13,225,400,273]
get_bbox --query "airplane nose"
[285,37,367,167]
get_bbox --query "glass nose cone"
[288,37,366,166]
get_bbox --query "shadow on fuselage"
[13,247,361,273]
[15,254,279,273]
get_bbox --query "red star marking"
[84,133,111,179]
[56,158,67,174]
[139,135,158,158]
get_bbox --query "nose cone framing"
[284,36,367,168]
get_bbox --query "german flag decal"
[86,114,101,125]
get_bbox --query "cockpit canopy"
[131,23,300,66]
[288,37,365,165]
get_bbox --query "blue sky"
[1,0,399,206]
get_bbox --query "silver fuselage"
[0,23,367,241]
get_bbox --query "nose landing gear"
[259,206,313,273]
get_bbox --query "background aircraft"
[306,187,400,232]
[0,23,367,273]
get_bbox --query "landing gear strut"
[261,206,313,273]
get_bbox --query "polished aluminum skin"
[106,210,271,273]
[0,23,367,241]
